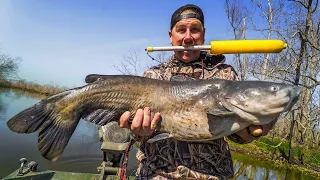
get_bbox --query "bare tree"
[0,51,21,81]
[114,48,173,75]
[225,0,248,80]
[248,0,285,81]
[281,0,319,163]
[112,48,145,76]
[152,51,172,64]
[231,0,319,165]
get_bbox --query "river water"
[0,87,318,180]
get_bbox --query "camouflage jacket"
[136,51,240,180]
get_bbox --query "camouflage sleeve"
[142,68,162,79]
[216,64,240,81]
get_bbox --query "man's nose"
[183,30,193,45]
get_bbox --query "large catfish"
[7,74,302,162]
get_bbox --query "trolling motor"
[145,39,287,54]
[97,121,132,179]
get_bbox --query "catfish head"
[217,81,302,125]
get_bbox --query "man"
[119,4,276,180]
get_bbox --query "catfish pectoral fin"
[82,108,121,126]
[146,133,173,144]
[206,108,235,117]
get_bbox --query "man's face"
[169,18,205,63]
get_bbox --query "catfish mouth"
[222,99,288,125]
[220,96,292,125]
[220,86,302,125]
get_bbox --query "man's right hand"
[119,107,162,138]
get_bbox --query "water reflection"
[0,87,46,121]
[0,99,6,121]
[0,88,318,179]
[232,160,279,180]
[231,152,319,180]
[0,88,10,121]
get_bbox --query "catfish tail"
[6,90,80,162]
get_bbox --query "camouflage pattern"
[135,51,240,180]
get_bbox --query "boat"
[3,122,137,180]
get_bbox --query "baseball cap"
[170,4,204,30]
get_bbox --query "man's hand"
[119,107,162,138]
[235,120,277,143]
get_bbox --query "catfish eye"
[270,85,280,92]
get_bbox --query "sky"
[0,0,262,88]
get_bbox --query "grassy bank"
[0,78,67,96]
[228,137,320,178]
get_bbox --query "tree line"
[224,0,319,164]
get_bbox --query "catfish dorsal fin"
[85,74,112,83]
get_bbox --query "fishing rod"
[145,39,287,54]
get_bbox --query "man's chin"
[176,53,199,63]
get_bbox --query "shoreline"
[0,79,66,96]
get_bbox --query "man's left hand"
[235,120,277,143]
